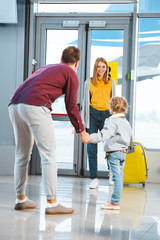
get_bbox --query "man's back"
[9,63,78,110]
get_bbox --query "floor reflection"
[77,185,147,240]
[0,176,160,239]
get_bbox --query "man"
[8,46,90,214]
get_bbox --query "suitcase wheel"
[141,182,145,187]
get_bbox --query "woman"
[82,57,116,189]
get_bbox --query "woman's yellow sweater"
[90,79,112,111]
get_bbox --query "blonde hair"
[92,57,110,86]
[110,96,128,114]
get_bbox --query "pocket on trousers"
[41,106,51,114]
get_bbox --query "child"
[88,96,132,210]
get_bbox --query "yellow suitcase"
[123,141,148,187]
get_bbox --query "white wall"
[146,150,160,183]
[0,146,15,175]
[0,0,26,174]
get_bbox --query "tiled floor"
[0,175,160,240]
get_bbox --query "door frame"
[31,12,133,176]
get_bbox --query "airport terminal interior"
[0,0,160,239]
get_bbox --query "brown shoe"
[45,204,74,214]
[14,199,37,210]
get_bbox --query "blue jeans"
[107,152,126,205]
[86,106,111,179]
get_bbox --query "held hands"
[80,130,92,144]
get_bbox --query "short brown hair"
[110,96,128,114]
[61,46,81,64]
[92,57,110,86]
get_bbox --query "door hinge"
[32,59,38,66]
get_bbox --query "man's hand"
[80,130,92,144]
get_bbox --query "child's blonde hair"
[110,96,128,114]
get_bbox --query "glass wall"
[38,0,160,14]
[36,0,160,152]
[139,0,160,13]
[135,18,160,149]
[37,3,133,13]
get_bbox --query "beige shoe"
[45,204,74,215]
[14,198,37,210]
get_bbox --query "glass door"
[83,22,131,177]
[46,29,78,172]
[31,14,132,176]
[32,18,85,175]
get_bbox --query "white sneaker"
[109,172,114,185]
[89,178,99,189]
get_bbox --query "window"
[37,3,133,13]
[139,0,160,13]
[135,18,160,149]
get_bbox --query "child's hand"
[80,131,92,144]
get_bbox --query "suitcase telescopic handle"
[127,136,135,154]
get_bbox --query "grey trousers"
[8,104,57,200]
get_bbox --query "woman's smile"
[97,61,107,79]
